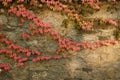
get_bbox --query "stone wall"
[0,4,120,80]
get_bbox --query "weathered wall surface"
[0,5,120,80]
[88,4,120,19]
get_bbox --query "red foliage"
[0,1,119,72]
[0,64,10,71]
[21,33,30,39]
